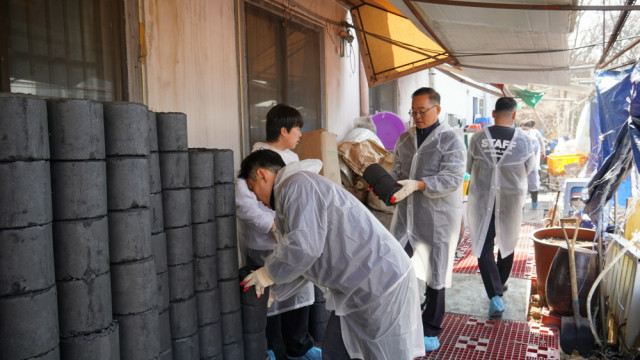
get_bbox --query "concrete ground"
[368,190,552,323]
[445,274,531,321]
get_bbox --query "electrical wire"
[586,232,639,347]
[349,42,357,74]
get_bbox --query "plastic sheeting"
[467,127,537,258]
[265,160,424,359]
[584,62,640,226]
[575,101,592,157]
[390,123,466,289]
[593,66,634,164]
[584,121,635,227]
[589,65,636,206]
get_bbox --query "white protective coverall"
[390,123,466,290]
[522,129,541,192]
[235,142,314,315]
[467,127,536,258]
[264,160,424,360]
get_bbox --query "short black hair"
[238,149,286,180]
[411,87,440,104]
[266,104,304,142]
[494,97,517,114]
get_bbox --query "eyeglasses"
[408,105,438,118]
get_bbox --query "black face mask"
[270,190,276,210]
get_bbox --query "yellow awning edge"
[349,0,452,87]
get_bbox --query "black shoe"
[502,283,508,292]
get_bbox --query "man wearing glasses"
[389,87,466,352]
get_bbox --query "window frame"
[369,79,398,115]
[0,0,143,103]
[472,96,486,120]
[238,0,326,158]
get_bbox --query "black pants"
[404,242,446,338]
[477,209,514,299]
[267,306,315,358]
[422,286,445,337]
[321,312,361,360]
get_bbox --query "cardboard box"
[293,129,342,186]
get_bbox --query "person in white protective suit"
[519,120,543,209]
[235,104,321,360]
[467,97,536,318]
[239,149,424,360]
[387,87,466,353]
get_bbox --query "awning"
[347,0,454,87]
[388,0,579,86]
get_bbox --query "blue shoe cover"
[267,349,276,360]
[287,346,322,360]
[489,295,504,318]
[424,336,440,351]
[532,201,538,209]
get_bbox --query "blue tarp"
[593,67,634,163]
[584,63,640,225]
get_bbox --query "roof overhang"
[347,0,587,87]
[390,0,580,86]
[347,0,454,86]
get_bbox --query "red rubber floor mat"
[453,223,541,280]
[415,313,560,360]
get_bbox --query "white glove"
[267,293,276,308]
[391,180,421,204]
[240,267,274,298]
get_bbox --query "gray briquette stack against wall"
[239,266,269,360]
[189,149,224,360]
[149,111,173,360]
[157,112,200,359]
[104,103,159,360]
[0,95,60,360]
[48,99,119,360]
[213,149,245,359]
